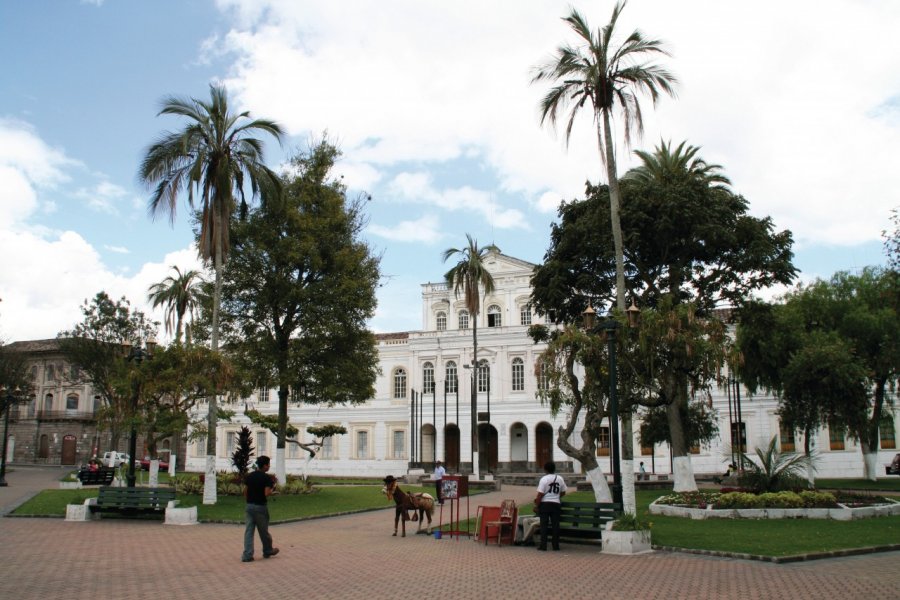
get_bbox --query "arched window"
[520,304,532,326]
[458,310,469,330]
[511,358,524,391]
[93,395,101,414]
[423,362,435,394]
[436,312,447,331]
[445,361,458,393]
[487,304,502,328]
[393,368,407,399]
[44,393,53,412]
[66,394,79,411]
[477,359,490,392]
[537,359,549,391]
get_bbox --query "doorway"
[444,424,460,472]
[536,422,553,468]
[61,434,77,465]
[478,423,498,472]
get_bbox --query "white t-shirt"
[433,465,446,480]
[536,473,567,503]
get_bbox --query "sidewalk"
[1,478,897,599]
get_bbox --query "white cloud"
[368,215,443,244]
[104,245,130,254]
[75,180,128,215]
[210,0,899,247]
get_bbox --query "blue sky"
[1,0,897,343]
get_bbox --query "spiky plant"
[737,436,814,493]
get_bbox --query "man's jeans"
[243,503,273,559]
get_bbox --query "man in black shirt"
[242,455,279,562]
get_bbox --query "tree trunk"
[804,427,815,487]
[600,112,626,314]
[203,247,223,505]
[471,320,479,479]
[276,385,289,484]
[666,389,697,492]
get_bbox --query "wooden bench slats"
[77,469,116,486]
[90,486,176,516]
[552,501,622,542]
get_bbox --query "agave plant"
[737,436,815,493]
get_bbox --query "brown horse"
[382,475,435,537]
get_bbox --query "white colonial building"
[186,249,899,481]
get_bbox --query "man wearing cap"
[433,460,446,505]
[242,455,279,562]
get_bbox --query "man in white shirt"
[534,461,567,551]
[433,460,446,505]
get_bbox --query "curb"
[653,542,900,563]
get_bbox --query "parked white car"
[102,451,130,467]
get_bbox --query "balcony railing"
[34,409,99,421]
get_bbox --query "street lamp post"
[0,387,20,487]
[124,338,155,488]
[582,303,639,508]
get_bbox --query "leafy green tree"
[638,402,719,451]
[139,84,284,504]
[443,234,499,477]
[531,141,793,491]
[147,266,205,345]
[214,140,380,483]
[533,1,677,314]
[738,267,898,480]
[884,207,899,271]
[57,292,156,455]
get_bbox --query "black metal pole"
[410,389,415,465]
[607,326,622,506]
[127,376,138,488]
[0,392,12,487]
[432,389,436,467]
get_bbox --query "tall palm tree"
[626,139,731,188]
[147,266,204,345]
[533,0,677,313]
[139,83,284,503]
[442,234,498,478]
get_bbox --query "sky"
[1,0,898,344]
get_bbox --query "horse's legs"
[393,507,401,536]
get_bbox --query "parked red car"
[140,456,170,471]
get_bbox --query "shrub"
[611,512,650,531]
[715,492,760,509]
[799,491,837,508]
[737,436,814,493]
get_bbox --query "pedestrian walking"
[241,455,279,562]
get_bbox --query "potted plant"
[602,512,652,555]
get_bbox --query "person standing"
[639,461,647,481]
[242,455,279,562]
[433,460,446,505]
[534,461,567,551]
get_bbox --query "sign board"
[477,412,491,422]
[440,475,468,499]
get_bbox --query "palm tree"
[139,83,284,503]
[625,139,731,188]
[147,266,204,345]
[442,234,498,478]
[533,1,677,313]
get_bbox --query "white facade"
[188,250,899,480]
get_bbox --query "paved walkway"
[0,468,897,599]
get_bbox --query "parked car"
[886,453,900,476]
[140,456,169,471]
[101,451,130,467]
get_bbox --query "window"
[194,437,207,458]
[258,385,270,403]
[28,395,36,417]
[45,364,55,381]
[291,387,302,403]
[321,435,335,459]
[436,312,447,331]
[511,358,524,392]
[356,430,369,459]
[288,433,299,458]
[30,366,37,381]
[422,362,435,394]
[537,359,549,392]
[477,359,490,392]
[256,431,267,454]
[487,304,502,328]
[392,430,406,459]
[458,310,469,330]
[689,443,701,455]
[779,421,796,452]
[44,393,53,412]
[393,368,407,399]
[597,426,610,456]
[93,396,101,414]
[445,361,458,394]
[70,365,81,380]
[640,443,653,456]
[226,431,236,453]
[829,421,845,451]
[520,304,532,326]
[66,394,78,411]
[880,417,896,450]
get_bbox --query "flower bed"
[650,490,900,520]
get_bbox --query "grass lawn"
[816,478,900,492]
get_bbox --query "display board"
[440,475,468,499]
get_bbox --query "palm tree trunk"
[471,320,479,478]
[601,111,626,313]
[203,246,223,505]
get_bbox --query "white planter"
[59,481,82,489]
[602,529,652,555]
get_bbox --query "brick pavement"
[0,471,897,599]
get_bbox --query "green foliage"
[611,511,650,531]
[147,266,205,345]
[306,424,347,438]
[639,401,719,448]
[231,425,254,476]
[737,436,814,493]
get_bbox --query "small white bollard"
[164,501,197,525]
[168,454,177,477]
[66,498,98,522]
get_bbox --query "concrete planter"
[649,497,900,520]
[602,528,652,555]
[59,481,82,490]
